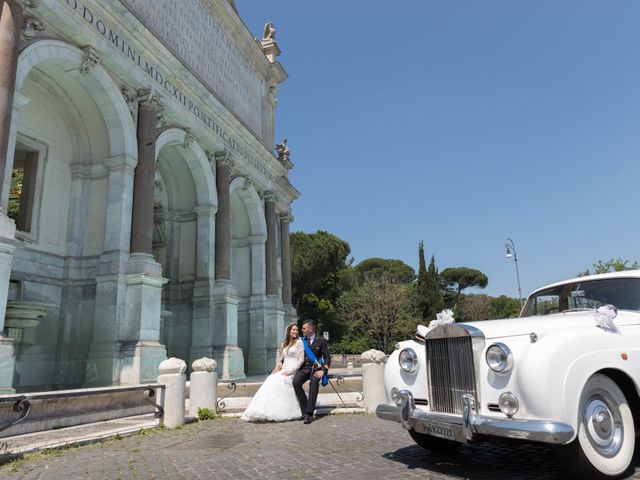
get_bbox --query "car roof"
[528,269,640,297]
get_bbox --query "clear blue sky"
[238,1,640,299]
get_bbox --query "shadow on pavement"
[383,439,640,480]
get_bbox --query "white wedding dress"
[240,339,304,422]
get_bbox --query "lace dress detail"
[240,339,304,422]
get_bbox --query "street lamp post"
[504,238,523,308]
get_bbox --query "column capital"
[261,190,277,203]
[137,89,164,111]
[214,149,234,168]
[279,212,293,224]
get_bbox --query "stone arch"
[16,39,137,159]
[155,128,217,208]
[229,177,267,237]
[154,128,217,362]
[229,177,268,373]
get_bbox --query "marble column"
[130,91,160,255]
[0,0,25,394]
[0,0,23,201]
[280,212,298,332]
[214,151,232,283]
[263,191,278,297]
[212,151,244,379]
[279,213,292,305]
[119,90,167,385]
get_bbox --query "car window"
[522,277,640,317]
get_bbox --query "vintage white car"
[377,270,640,479]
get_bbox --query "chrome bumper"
[376,390,574,445]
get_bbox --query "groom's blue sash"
[302,337,328,386]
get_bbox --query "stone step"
[213,374,362,399]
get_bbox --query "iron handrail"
[143,388,164,419]
[0,397,31,433]
[216,382,236,413]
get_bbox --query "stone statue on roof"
[263,22,276,42]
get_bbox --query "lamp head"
[505,243,513,259]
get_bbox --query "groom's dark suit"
[293,334,331,417]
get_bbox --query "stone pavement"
[0,414,638,480]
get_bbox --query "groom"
[293,319,331,424]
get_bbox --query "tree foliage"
[490,295,522,318]
[336,276,418,353]
[440,267,488,308]
[353,257,415,285]
[578,258,639,277]
[290,231,352,336]
[413,242,445,321]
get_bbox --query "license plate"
[415,420,457,441]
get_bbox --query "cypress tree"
[415,241,444,321]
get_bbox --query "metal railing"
[216,382,236,413]
[143,388,164,419]
[0,397,31,433]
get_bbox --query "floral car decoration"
[377,270,640,480]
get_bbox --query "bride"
[240,323,304,422]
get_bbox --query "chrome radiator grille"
[426,336,477,414]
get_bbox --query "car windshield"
[522,277,640,317]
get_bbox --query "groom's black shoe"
[303,414,313,424]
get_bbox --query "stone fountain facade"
[0,0,299,392]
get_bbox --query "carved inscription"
[60,0,274,182]
[121,0,264,136]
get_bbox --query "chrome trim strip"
[376,393,575,445]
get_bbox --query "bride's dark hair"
[282,322,299,349]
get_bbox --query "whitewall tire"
[566,374,635,479]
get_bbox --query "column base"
[0,336,16,393]
[213,282,245,379]
[213,345,245,380]
[118,341,168,385]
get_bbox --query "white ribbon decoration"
[594,304,619,333]
[429,309,455,328]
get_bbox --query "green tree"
[490,295,522,318]
[413,242,445,321]
[290,231,352,337]
[440,267,489,309]
[455,294,493,322]
[578,258,639,277]
[353,257,415,285]
[336,276,419,353]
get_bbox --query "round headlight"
[486,343,513,373]
[498,392,519,417]
[398,348,418,373]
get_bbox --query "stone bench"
[0,384,164,438]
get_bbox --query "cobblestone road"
[0,414,638,480]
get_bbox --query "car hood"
[457,310,640,340]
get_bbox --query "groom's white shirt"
[307,334,315,344]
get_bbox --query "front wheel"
[409,430,461,453]
[561,374,635,479]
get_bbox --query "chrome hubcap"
[584,393,623,458]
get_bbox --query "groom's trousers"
[293,366,321,415]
